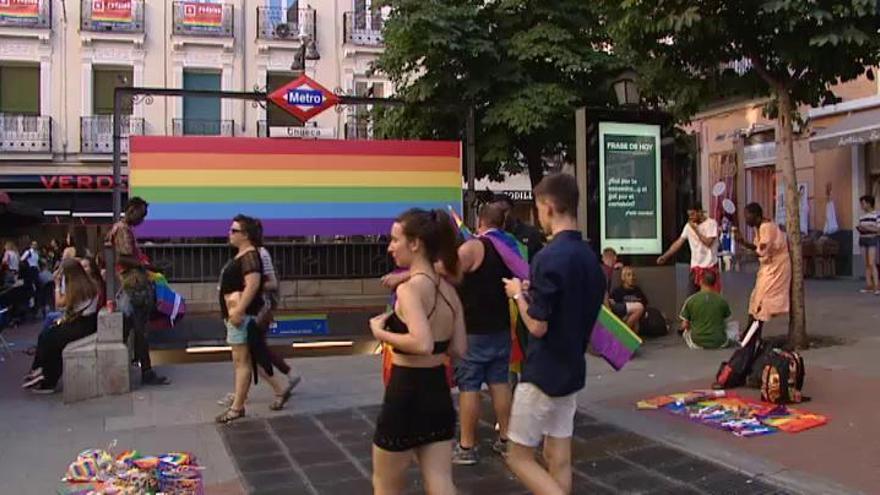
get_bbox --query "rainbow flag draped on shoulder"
[450,206,640,371]
[448,206,529,371]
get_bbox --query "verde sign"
[598,122,662,255]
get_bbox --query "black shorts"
[373,365,455,452]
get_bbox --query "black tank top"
[458,237,512,334]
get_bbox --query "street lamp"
[612,69,640,106]
[291,36,320,71]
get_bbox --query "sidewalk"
[0,271,876,494]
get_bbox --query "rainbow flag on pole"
[591,305,642,371]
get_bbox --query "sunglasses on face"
[229,228,242,234]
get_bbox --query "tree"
[373,0,620,187]
[606,0,880,348]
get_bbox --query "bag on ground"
[714,320,762,389]
[640,307,668,338]
[760,349,806,404]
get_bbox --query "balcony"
[80,0,144,33]
[257,6,315,42]
[345,114,371,140]
[343,11,384,47]
[172,1,233,38]
[0,0,51,29]
[80,115,144,154]
[172,119,234,136]
[0,114,51,153]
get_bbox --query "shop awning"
[809,107,880,152]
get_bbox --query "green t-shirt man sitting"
[679,270,731,349]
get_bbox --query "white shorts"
[507,382,577,448]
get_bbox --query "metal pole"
[107,87,124,307]
[465,107,476,227]
[575,107,588,237]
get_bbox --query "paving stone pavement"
[220,404,794,495]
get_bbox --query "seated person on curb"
[601,247,623,293]
[679,271,732,349]
[609,266,647,333]
[22,258,100,394]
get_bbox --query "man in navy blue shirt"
[503,173,605,495]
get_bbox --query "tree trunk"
[523,147,545,190]
[776,91,808,349]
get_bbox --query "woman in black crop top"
[369,208,466,495]
[215,215,289,424]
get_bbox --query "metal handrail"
[141,242,393,283]
[0,114,52,152]
[0,0,51,28]
[257,6,316,41]
[172,1,233,37]
[80,0,145,33]
[172,118,235,136]
[343,11,384,46]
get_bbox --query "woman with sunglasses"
[216,215,289,423]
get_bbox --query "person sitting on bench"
[22,259,99,394]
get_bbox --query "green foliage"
[606,0,880,120]
[373,0,620,184]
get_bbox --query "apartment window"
[0,65,40,115]
[93,67,134,115]
[182,70,222,135]
[267,72,303,128]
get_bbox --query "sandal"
[269,381,296,411]
[215,407,246,424]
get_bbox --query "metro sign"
[267,75,340,123]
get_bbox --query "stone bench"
[62,309,130,403]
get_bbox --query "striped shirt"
[858,211,879,239]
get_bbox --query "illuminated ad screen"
[598,122,662,255]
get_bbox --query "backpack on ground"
[746,341,774,388]
[640,307,668,338]
[760,349,806,404]
[713,319,762,389]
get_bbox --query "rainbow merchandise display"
[59,447,203,495]
[638,391,829,438]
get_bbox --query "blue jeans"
[455,332,511,392]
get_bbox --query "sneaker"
[31,383,57,394]
[217,392,235,407]
[452,443,479,466]
[22,373,44,389]
[492,438,509,457]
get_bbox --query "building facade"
[687,74,880,276]
[0,0,389,245]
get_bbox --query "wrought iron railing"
[81,115,144,153]
[257,6,315,41]
[172,1,233,37]
[343,11,384,46]
[345,113,371,139]
[141,242,393,283]
[0,0,51,28]
[172,119,234,136]
[0,114,52,153]
[80,0,144,33]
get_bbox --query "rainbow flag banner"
[129,136,462,238]
[591,305,642,371]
